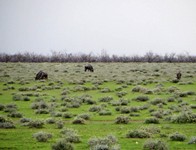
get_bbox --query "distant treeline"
[0,52,196,63]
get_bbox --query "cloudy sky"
[0,0,196,56]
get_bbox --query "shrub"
[143,139,168,150]
[62,112,73,118]
[151,98,166,105]
[46,118,56,124]
[99,96,113,102]
[120,107,130,114]
[140,126,160,134]
[20,118,31,123]
[88,134,119,150]
[115,115,129,124]
[12,94,22,101]
[100,87,111,93]
[77,113,91,120]
[60,128,80,143]
[188,136,196,144]
[89,105,102,112]
[144,117,159,124]
[126,129,151,138]
[132,86,147,93]
[0,104,5,111]
[52,139,74,150]
[116,91,127,97]
[99,110,112,116]
[56,120,64,129]
[171,111,196,123]
[33,131,52,142]
[35,109,49,114]
[8,111,23,118]
[136,96,149,102]
[169,132,186,141]
[0,116,15,129]
[167,97,175,102]
[72,117,85,124]
[28,120,44,128]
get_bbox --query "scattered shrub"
[60,128,80,143]
[72,117,85,124]
[28,120,44,128]
[0,104,5,111]
[143,139,168,150]
[126,129,151,138]
[99,96,113,102]
[77,113,91,120]
[171,111,196,123]
[46,118,56,124]
[151,98,166,105]
[120,107,130,114]
[8,111,23,118]
[20,118,31,123]
[169,132,186,141]
[56,120,64,129]
[89,105,102,112]
[0,116,15,129]
[62,112,73,118]
[115,115,129,124]
[144,117,159,124]
[99,110,112,116]
[33,131,52,142]
[88,134,120,150]
[136,96,149,102]
[188,136,196,144]
[52,139,74,150]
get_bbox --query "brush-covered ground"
[0,63,196,150]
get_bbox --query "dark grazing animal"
[84,64,94,72]
[176,71,182,80]
[35,71,48,80]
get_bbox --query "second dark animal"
[85,64,94,72]
[35,71,48,80]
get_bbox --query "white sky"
[0,0,196,56]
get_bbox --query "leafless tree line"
[0,51,196,63]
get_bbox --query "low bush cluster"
[33,131,52,142]
[88,134,120,150]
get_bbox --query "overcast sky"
[0,0,196,56]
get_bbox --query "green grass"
[0,63,196,150]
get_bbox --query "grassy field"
[0,63,196,150]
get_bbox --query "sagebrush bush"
[72,117,85,124]
[56,120,64,129]
[120,107,130,114]
[151,98,166,105]
[0,104,5,111]
[188,136,196,144]
[28,120,44,128]
[99,110,112,116]
[8,111,23,118]
[143,139,168,150]
[60,128,80,143]
[126,129,151,138]
[89,105,102,112]
[171,111,196,123]
[33,131,52,142]
[136,96,149,102]
[52,139,74,150]
[99,96,113,102]
[77,113,90,120]
[45,118,56,124]
[169,132,186,141]
[88,134,120,150]
[115,115,129,124]
[62,112,73,118]
[0,116,15,129]
[144,117,159,124]
[140,126,160,134]
[20,118,31,123]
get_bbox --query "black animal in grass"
[176,71,182,80]
[35,71,48,80]
[84,64,94,72]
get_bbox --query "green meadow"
[0,63,196,150]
